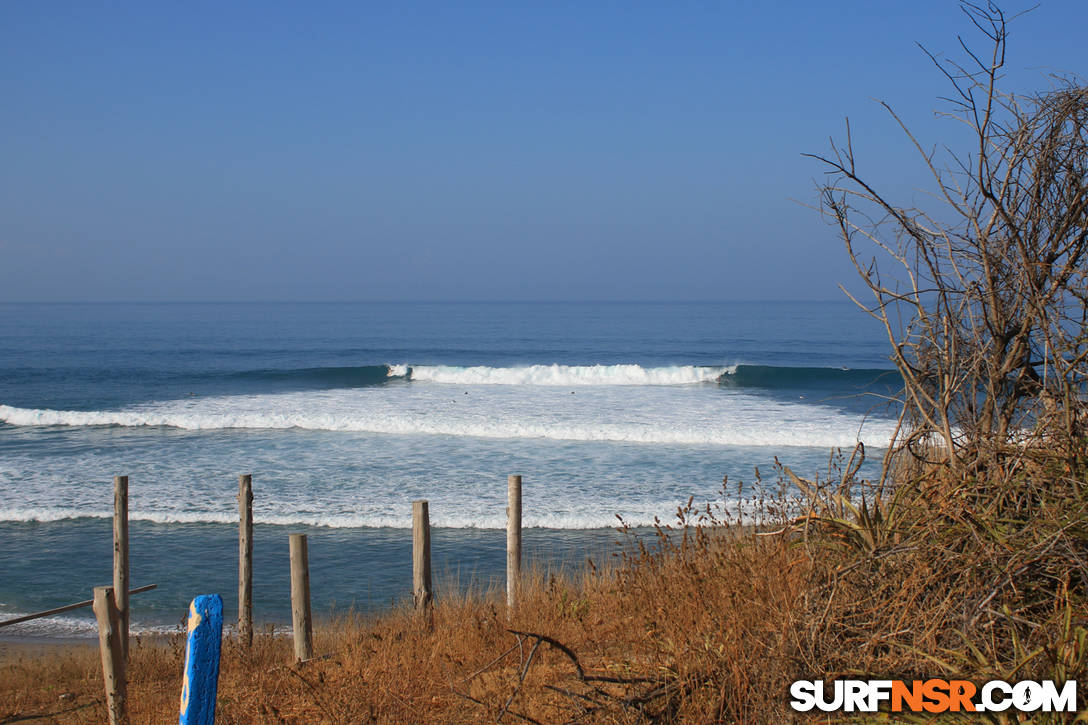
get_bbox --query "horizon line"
[0,297,853,305]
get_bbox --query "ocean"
[0,301,898,638]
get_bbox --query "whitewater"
[394,363,733,385]
[0,301,898,633]
[0,363,894,447]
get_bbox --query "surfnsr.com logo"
[789,679,1078,713]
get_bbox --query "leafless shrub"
[809,1,1088,482]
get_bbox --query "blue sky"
[2,1,1085,301]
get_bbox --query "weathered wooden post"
[507,475,522,611]
[289,533,313,661]
[92,586,127,725]
[113,475,130,663]
[412,500,432,610]
[237,474,253,648]
[179,594,224,725]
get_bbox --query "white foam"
[0,507,113,523]
[0,399,894,448]
[0,611,181,638]
[404,364,729,386]
[386,364,409,378]
[0,507,650,529]
[0,381,895,531]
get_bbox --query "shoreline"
[0,522,644,640]
[0,516,802,721]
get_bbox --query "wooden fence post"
[289,533,313,661]
[412,500,432,610]
[92,586,127,725]
[238,474,253,648]
[179,594,224,725]
[507,475,522,611]
[113,475,129,663]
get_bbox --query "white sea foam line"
[0,507,113,523]
[0,385,893,527]
[0,612,181,638]
[0,506,696,529]
[395,363,733,386]
[0,384,896,447]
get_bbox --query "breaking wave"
[400,363,729,385]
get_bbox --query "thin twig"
[497,637,542,723]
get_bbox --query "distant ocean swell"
[1,363,894,390]
[0,361,899,446]
[353,362,892,388]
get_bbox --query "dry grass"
[2,459,1086,723]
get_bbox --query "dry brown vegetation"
[0,504,807,723]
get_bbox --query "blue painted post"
[179,594,224,725]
